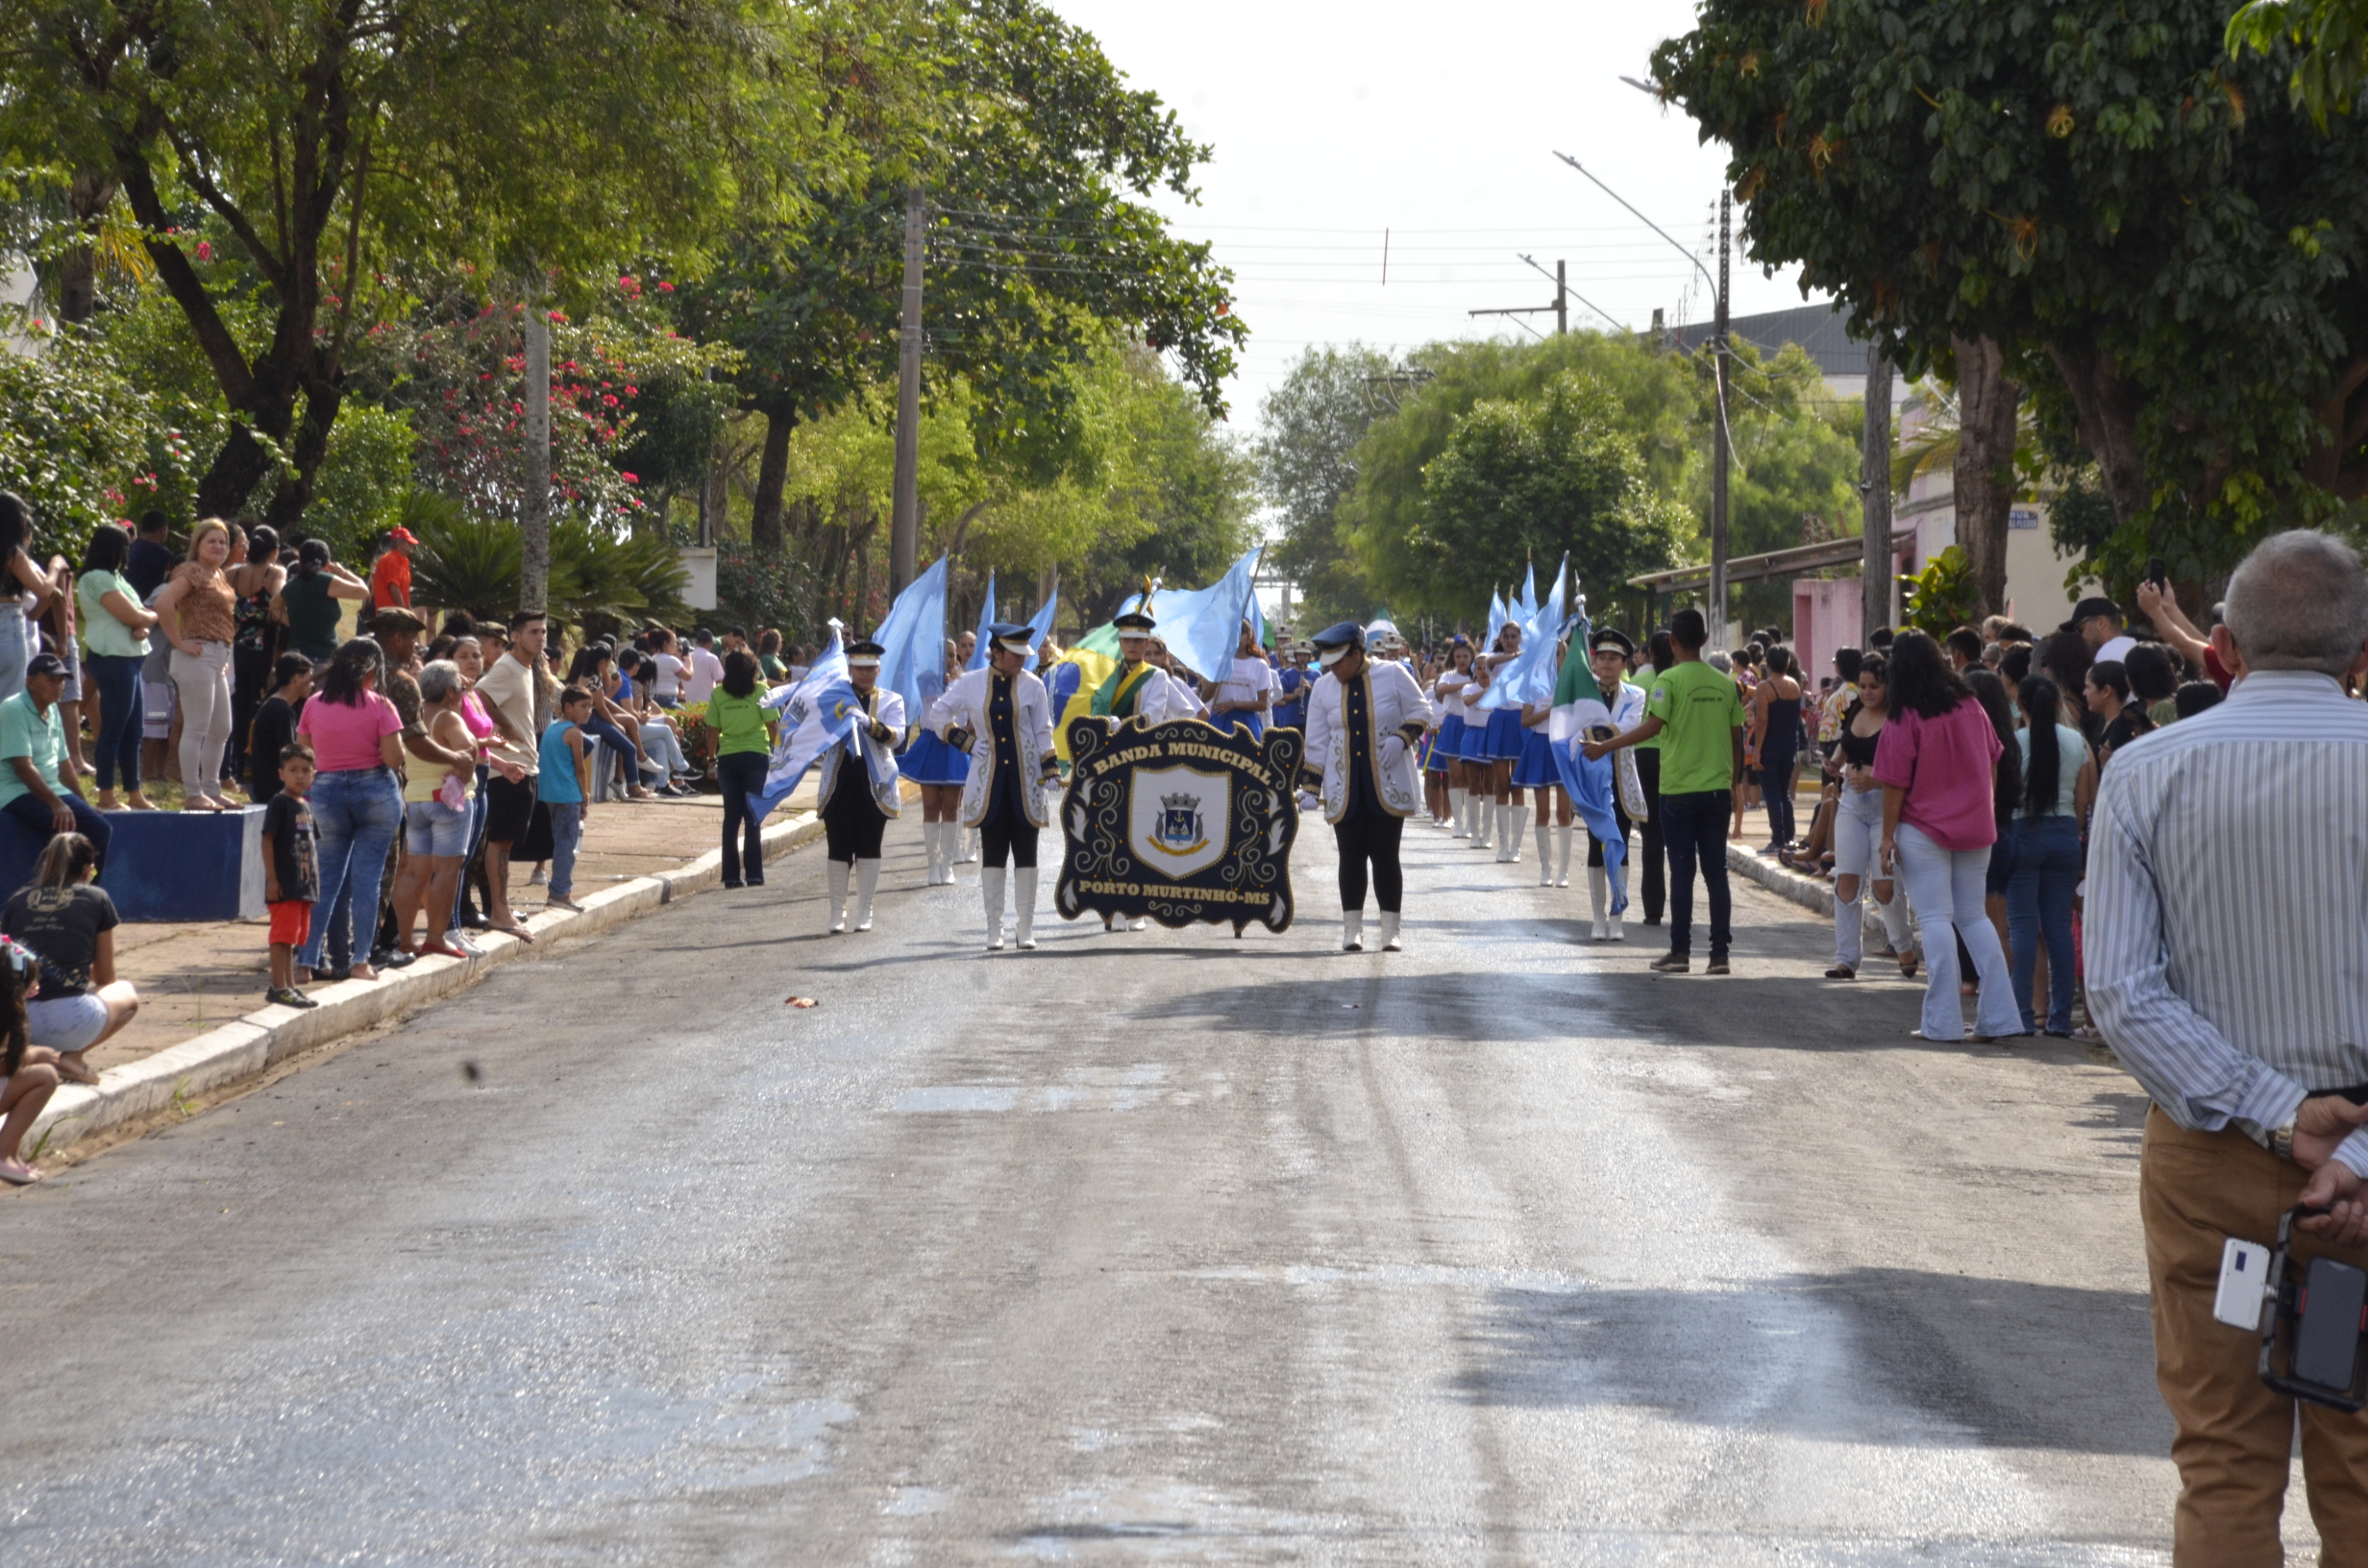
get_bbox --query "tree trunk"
[750,403,796,553]
[2044,340,2151,526]
[263,382,345,530]
[1951,334,2020,620]
[57,171,115,325]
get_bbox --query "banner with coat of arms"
[1055,716,1301,934]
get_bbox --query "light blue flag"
[1023,589,1059,672]
[1515,563,1539,623]
[1486,591,1508,652]
[748,627,858,823]
[876,554,948,720]
[1547,605,1627,915]
[1142,545,1262,683]
[966,574,998,672]
[1476,554,1567,711]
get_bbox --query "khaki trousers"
[2142,1108,2368,1565]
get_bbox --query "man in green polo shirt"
[1584,608,1744,973]
[0,652,111,867]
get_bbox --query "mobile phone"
[2146,556,2168,589]
[2215,1238,2273,1330]
[2292,1256,2368,1390]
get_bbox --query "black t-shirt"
[126,538,174,600]
[249,694,297,801]
[1,883,120,998]
[261,792,319,903]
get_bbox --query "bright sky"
[1052,0,1823,426]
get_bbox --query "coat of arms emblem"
[1125,764,1229,879]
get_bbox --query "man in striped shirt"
[2087,528,2368,1562]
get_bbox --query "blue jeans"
[299,767,403,971]
[86,652,145,794]
[2007,814,2083,1034]
[449,764,489,933]
[545,800,581,897]
[2,791,111,870]
[717,750,768,884]
[1658,789,1732,959]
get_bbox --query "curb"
[25,807,829,1160]
[1727,842,1914,953]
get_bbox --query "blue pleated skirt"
[1430,714,1466,771]
[1483,707,1525,761]
[1512,727,1559,789]
[900,728,970,786]
[1459,713,1493,761]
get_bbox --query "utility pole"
[1709,191,1730,649]
[521,296,551,616]
[1555,259,1567,336]
[1861,342,1893,647]
[889,185,925,598]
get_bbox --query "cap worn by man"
[988,621,1035,658]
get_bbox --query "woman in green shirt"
[75,525,160,811]
[705,650,777,889]
[276,539,370,661]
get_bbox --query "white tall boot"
[960,825,979,864]
[1472,799,1492,849]
[1503,810,1524,864]
[1588,863,1610,942]
[1342,909,1365,952]
[1013,867,1038,949]
[853,858,881,931]
[1554,823,1573,888]
[1608,858,1628,943]
[1449,788,1468,838]
[1377,911,1402,951]
[1538,821,1555,885]
[1127,916,1147,932]
[1492,803,1511,861]
[826,861,851,934]
[981,867,1006,950]
[929,821,950,885]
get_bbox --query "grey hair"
[417,659,463,704]
[2223,529,2368,675]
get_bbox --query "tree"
[1341,331,1703,628]
[1253,345,1393,628]
[1653,0,2368,593]
[0,0,797,528]
[1701,343,1867,627]
[2231,0,2368,126]
[678,0,1244,552]
[1410,373,1689,624]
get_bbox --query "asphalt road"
[0,812,2282,1563]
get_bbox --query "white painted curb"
[25,808,827,1159]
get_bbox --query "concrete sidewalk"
[24,776,857,1162]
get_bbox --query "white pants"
[171,640,233,792]
[640,721,690,777]
[1891,821,2023,1040]
[1831,786,1912,969]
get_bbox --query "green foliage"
[1412,373,1688,625]
[407,497,687,626]
[1898,546,1981,635]
[1341,331,1704,628]
[305,404,417,557]
[0,327,198,557]
[2230,0,2368,127]
[1652,0,2368,594]
[1701,343,1864,628]
[0,0,813,524]
[1254,345,1394,627]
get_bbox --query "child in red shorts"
[261,744,321,1009]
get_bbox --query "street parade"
[12,0,2368,1560]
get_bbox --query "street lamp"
[1552,148,1734,649]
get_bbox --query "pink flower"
[619,472,638,484]
[602,395,619,407]
[656,281,675,293]
[194,240,213,262]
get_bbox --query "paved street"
[0,817,2280,1564]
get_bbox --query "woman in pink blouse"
[292,637,406,983]
[1874,630,2027,1041]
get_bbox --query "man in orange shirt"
[370,527,416,610]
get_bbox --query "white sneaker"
[527,866,546,887]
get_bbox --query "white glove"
[1295,791,1319,812]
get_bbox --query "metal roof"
[1665,302,1870,380]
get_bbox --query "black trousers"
[1334,811,1405,913]
[979,800,1038,869]
[821,767,888,863]
[1634,747,1666,921]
